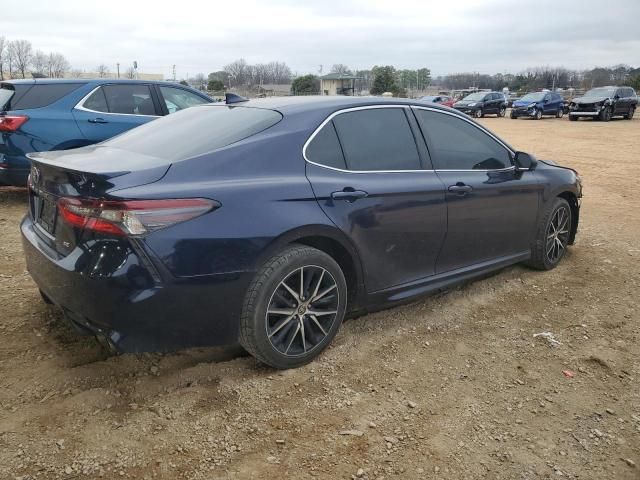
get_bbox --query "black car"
[453,92,507,118]
[568,86,637,121]
[22,96,582,369]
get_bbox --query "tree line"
[436,65,640,92]
[0,37,71,80]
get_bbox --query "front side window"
[331,108,421,171]
[82,84,157,115]
[159,86,209,114]
[415,109,511,170]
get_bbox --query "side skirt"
[366,251,530,309]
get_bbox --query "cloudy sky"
[2,0,639,78]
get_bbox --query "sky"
[2,0,640,79]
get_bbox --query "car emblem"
[30,165,41,185]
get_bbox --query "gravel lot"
[1,115,639,480]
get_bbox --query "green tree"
[208,79,224,91]
[625,75,640,91]
[370,66,398,95]
[291,74,319,94]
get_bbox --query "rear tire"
[625,106,635,120]
[239,245,347,369]
[525,198,572,271]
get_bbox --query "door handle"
[331,189,368,202]
[448,183,473,195]
[88,118,108,124]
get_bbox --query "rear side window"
[103,105,282,162]
[306,121,346,169]
[82,84,157,115]
[159,86,209,114]
[332,108,421,171]
[2,83,82,110]
[416,109,511,170]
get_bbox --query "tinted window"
[159,86,209,114]
[306,121,346,169]
[5,83,82,110]
[416,109,511,170]
[83,87,109,112]
[103,105,282,162]
[332,108,421,171]
[102,84,156,115]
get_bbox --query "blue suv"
[510,91,564,119]
[0,79,212,186]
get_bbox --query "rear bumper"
[21,215,252,352]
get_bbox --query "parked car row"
[420,86,637,123]
[0,79,212,186]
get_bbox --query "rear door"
[72,84,161,142]
[305,106,447,292]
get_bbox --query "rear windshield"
[103,105,283,162]
[1,83,82,110]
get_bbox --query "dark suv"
[453,92,507,118]
[0,79,211,186]
[568,86,637,121]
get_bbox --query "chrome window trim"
[74,85,161,118]
[303,104,516,174]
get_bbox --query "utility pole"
[133,61,138,80]
[172,65,176,81]
[117,63,120,78]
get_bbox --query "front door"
[305,106,447,292]
[73,84,160,142]
[413,107,542,273]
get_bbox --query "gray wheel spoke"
[268,308,296,316]
[307,309,337,317]
[281,281,300,302]
[311,270,325,299]
[300,318,306,352]
[309,314,328,336]
[269,314,296,338]
[311,284,336,303]
[299,267,304,300]
[285,323,301,354]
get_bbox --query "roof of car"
[2,78,187,86]
[205,95,453,115]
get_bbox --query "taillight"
[0,115,29,132]
[58,198,218,236]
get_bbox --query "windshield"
[520,92,546,102]
[462,92,486,101]
[0,85,15,111]
[584,87,616,98]
[103,105,282,163]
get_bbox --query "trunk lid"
[27,146,170,256]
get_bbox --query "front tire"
[534,108,542,120]
[556,108,564,118]
[239,245,347,369]
[474,109,483,119]
[526,198,572,271]
[569,115,578,121]
[498,106,506,117]
[510,111,517,119]
[599,107,611,122]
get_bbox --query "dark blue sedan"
[21,95,582,369]
[0,79,211,186]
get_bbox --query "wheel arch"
[256,225,366,311]
[557,191,579,245]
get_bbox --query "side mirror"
[614,94,620,100]
[514,151,537,171]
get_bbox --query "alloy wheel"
[546,206,570,264]
[265,266,339,357]
[475,109,482,118]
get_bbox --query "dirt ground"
[1,115,639,480]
